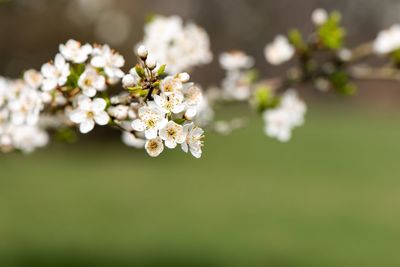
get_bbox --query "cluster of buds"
[110,45,205,158]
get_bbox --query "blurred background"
[1,0,400,266]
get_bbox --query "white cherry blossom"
[159,120,185,149]
[181,122,204,158]
[121,131,146,148]
[59,39,92,63]
[312,8,328,26]
[373,24,400,55]
[160,76,183,95]
[263,108,292,142]
[140,15,212,74]
[263,89,307,142]
[91,44,125,84]
[78,67,106,97]
[131,102,167,139]
[154,92,185,114]
[145,137,164,157]
[280,89,307,127]
[41,54,70,91]
[69,95,110,133]
[107,105,129,120]
[264,35,295,65]
[11,125,49,153]
[23,69,43,89]
[219,51,254,71]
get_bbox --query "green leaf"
[157,64,167,76]
[390,48,400,63]
[245,69,259,83]
[288,29,307,51]
[173,118,186,125]
[65,63,86,89]
[253,85,280,112]
[135,65,146,79]
[317,11,345,50]
[329,71,357,95]
[127,85,143,92]
[152,81,160,88]
[145,13,157,23]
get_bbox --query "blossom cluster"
[0,39,126,153]
[219,51,256,101]
[3,9,400,156]
[115,46,205,158]
[139,15,213,74]
[373,24,400,56]
[262,90,306,142]
[0,75,48,153]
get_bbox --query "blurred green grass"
[1,105,400,267]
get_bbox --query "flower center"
[167,128,176,137]
[87,111,94,118]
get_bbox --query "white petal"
[41,79,57,91]
[153,95,165,109]
[83,88,96,97]
[131,119,146,131]
[145,128,158,139]
[92,98,107,112]
[185,108,197,119]
[91,56,106,68]
[94,111,109,125]
[79,119,95,134]
[77,95,92,110]
[69,109,86,123]
[181,142,189,153]
[165,139,177,149]
[54,54,66,69]
[172,103,185,114]
[41,63,56,78]
[190,148,202,158]
[156,117,168,130]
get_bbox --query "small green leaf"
[135,65,146,79]
[245,69,259,83]
[152,81,160,88]
[329,70,357,95]
[173,118,186,125]
[253,85,280,112]
[157,64,167,76]
[317,11,345,50]
[288,29,307,51]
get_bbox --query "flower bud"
[145,56,157,70]
[122,74,136,88]
[312,8,328,26]
[137,45,148,59]
[178,72,190,83]
[107,105,129,120]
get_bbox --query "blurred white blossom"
[139,15,212,73]
[91,44,125,84]
[219,51,254,71]
[263,90,306,142]
[312,8,328,26]
[373,24,400,54]
[264,35,295,65]
[59,39,92,64]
